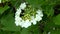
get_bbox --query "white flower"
[30,9,43,25]
[53,27,55,30]
[20,2,26,10]
[15,2,43,28]
[48,32,51,34]
[35,14,42,21]
[20,20,31,28]
[15,17,22,26]
[36,9,43,17]
[30,16,36,25]
[31,19,36,25]
[16,9,21,15]
[0,0,1,3]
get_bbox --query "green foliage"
[21,28,30,34]
[0,5,9,14]
[0,0,60,34]
[51,29,60,34]
[1,10,21,31]
[10,0,21,8]
[53,14,60,25]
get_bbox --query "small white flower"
[20,20,31,28]
[0,0,1,3]
[48,32,51,34]
[31,19,37,25]
[30,16,37,25]
[15,2,43,28]
[20,2,26,10]
[15,17,22,26]
[36,9,43,17]
[15,21,19,26]
[16,9,21,15]
[53,27,55,30]
[35,14,42,21]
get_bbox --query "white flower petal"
[15,21,20,26]
[20,2,26,10]
[48,32,51,34]
[35,14,42,21]
[15,9,21,15]
[19,20,25,26]
[32,20,36,25]
[21,20,31,28]
[15,16,22,21]
[15,18,22,26]
[36,9,43,17]
[31,16,37,25]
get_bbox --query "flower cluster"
[15,2,43,28]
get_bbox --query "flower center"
[20,5,37,20]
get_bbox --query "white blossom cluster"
[15,2,43,28]
[0,0,1,3]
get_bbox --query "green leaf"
[1,11,21,31]
[44,7,54,17]
[26,0,42,8]
[27,24,41,34]
[11,0,21,8]
[44,21,55,31]
[53,14,60,25]
[2,0,9,3]
[21,28,30,34]
[0,5,9,14]
[50,29,60,34]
